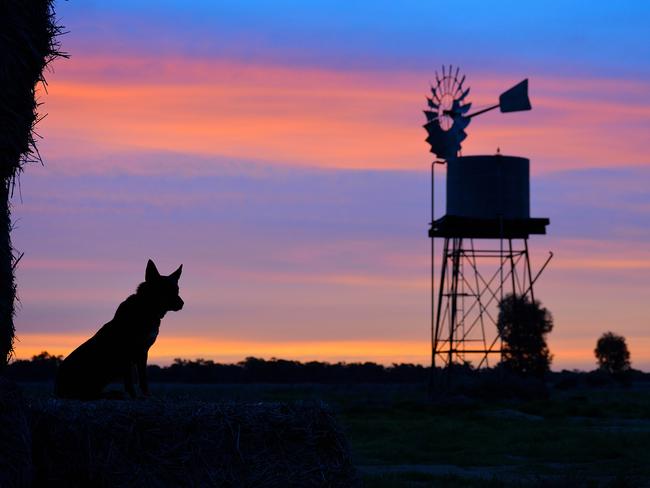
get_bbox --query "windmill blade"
[458,102,472,114]
[423,110,438,122]
[441,65,446,91]
[452,129,465,145]
[455,74,466,95]
[499,79,531,112]
[449,99,472,116]
[455,116,470,131]
[427,98,439,109]
[424,122,457,160]
[457,86,470,101]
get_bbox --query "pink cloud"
[37,55,650,174]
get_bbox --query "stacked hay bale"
[0,378,32,487]
[0,0,66,369]
[29,399,359,487]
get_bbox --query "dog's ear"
[146,259,161,282]
[170,264,183,281]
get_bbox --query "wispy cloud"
[39,56,650,174]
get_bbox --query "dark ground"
[19,380,650,487]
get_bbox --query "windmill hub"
[437,93,456,131]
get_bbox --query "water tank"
[446,155,529,220]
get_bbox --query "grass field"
[20,381,650,487]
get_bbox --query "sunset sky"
[12,1,650,370]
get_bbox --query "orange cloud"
[39,56,650,173]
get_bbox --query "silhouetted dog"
[55,260,183,400]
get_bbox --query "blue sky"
[60,1,650,77]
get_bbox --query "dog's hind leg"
[137,352,150,396]
[124,364,137,398]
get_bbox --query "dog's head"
[144,259,184,312]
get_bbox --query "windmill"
[423,66,552,385]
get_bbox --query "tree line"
[7,352,431,383]
[6,345,639,384]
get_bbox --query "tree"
[497,293,553,376]
[595,332,631,374]
[0,1,65,368]
[5,351,62,381]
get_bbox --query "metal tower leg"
[430,236,552,394]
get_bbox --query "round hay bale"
[28,399,359,487]
[0,377,32,487]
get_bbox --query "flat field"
[20,381,650,487]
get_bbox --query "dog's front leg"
[124,364,137,398]
[137,352,150,396]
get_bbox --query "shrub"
[497,294,553,377]
[594,332,631,374]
